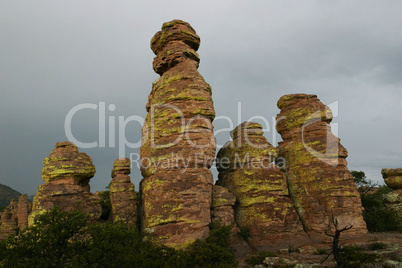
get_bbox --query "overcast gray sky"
[1,1,401,195]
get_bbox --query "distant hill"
[0,184,22,207]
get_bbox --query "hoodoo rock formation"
[140,20,216,248]
[109,158,136,224]
[217,122,306,250]
[28,142,102,225]
[276,94,367,237]
[0,20,375,257]
[382,168,402,225]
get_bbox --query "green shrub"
[361,186,400,232]
[336,245,378,268]
[369,242,386,250]
[245,251,277,265]
[0,208,236,268]
[313,248,328,255]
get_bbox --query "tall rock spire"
[140,20,216,248]
[276,94,367,238]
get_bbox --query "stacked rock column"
[28,142,101,225]
[216,122,304,250]
[109,158,136,225]
[382,168,402,229]
[276,94,367,237]
[140,20,216,248]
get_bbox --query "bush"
[369,242,387,250]
[361,185,400,232]
[245,251,277,265]
[0,208,236,268]
[336,245,378,268]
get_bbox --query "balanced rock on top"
[28,142,101,225]
[140,20,216,248]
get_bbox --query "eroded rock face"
[217,122,305,250]
[0,200,18,240]
[276,94,367,237]
[109,158,136,224]
[211,185,236,227]
[17,194,31,230]
[382,168,402,227]
[140,20,215,248]
[28,142,101,225]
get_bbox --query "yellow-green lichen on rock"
[276,93,367,237]
[217,122,305,250]
[140,20,215,249]
[28,142,101,226]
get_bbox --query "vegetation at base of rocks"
[238,226,251,242]
[335,245,378,268]
[245,251,277,265]
[0,207,236,268]
[352,170,400,232]
[313,248,328,255]
[361,186,400,232]
[369,242,387,250]
[97,190,111,220]
[0,207,5,213]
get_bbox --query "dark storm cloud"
[1,1,401,195]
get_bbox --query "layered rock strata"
[276,94,367,237]
[211,185,236,227]
[109,158,136,224]
[140,20,216,248]
[217,122,305,250]
[28,142,102,225]
[382,168,402,226]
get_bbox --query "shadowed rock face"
[140,20,216,248]
[0,195,31,240]
[109,158,136,224]
[276,94,367,237]
[28,142,101,226]
[217,122,305,250]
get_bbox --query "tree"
[0,207,89,268]
[351,170,376,196]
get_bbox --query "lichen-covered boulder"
[28,142,101,226]
[276,94,367,238]
[382,168,402,228]
[140,20,216,248]
[109,158,136,224]
[382,168,402,190]
[217,122,305,250]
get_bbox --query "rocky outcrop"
[17,194,31,230]
[382,168,402,226]
[109,158,136,224]
[217,122,305,250]
[28,142,101,226]
[0,199,18,240]
[140,20,216,248]
[276,94,367,238]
